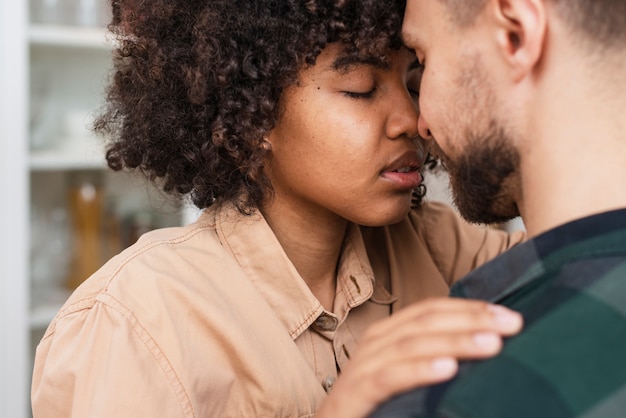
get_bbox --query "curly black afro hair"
[95,0,409,213]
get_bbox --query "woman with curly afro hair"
[32,1,525,417]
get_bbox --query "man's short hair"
[437,0,486,27]
[550,0,626,49]
[439,0,626,49]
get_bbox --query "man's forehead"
[401,0,433,49]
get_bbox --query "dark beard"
[432,121,521,225]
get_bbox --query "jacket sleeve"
[414,201,526,286]
[31,297,192,418]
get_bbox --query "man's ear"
[490,0,546,81]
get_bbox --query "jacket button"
[314,314,338,331]
[322,376,336,393]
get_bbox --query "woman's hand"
[315,297,523,418]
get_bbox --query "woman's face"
[264,44,426,227]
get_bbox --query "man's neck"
[519,82,626,238]
[513,37,626,237]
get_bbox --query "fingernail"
[488,304,522,328]
[431,358,457,374]
[473,332,500,350]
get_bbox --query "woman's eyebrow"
[330,55,389,72]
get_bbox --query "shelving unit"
[1,3,195,417]
[27,23,185,322]
[1,1,29,416]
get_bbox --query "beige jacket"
[32,201,523,418]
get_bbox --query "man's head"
[402,0,626,226]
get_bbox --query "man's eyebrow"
[329,55,389,72]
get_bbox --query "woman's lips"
[381,169,423,189]
[381,150,424,189]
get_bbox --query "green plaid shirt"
[371,208,626,418]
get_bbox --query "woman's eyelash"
[343,89,375,99]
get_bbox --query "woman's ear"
[490,0,547,82]
[261,140,273,152]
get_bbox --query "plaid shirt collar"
[450,208,626,302]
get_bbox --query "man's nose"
[417,115,432,140]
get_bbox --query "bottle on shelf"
[66,170,104,290]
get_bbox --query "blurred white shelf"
[29,24,112,49]
[29,148,106,171]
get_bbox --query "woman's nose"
[387,94,420,140]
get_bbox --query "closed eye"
[343,89,376,99]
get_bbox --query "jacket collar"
[211,201,393,340]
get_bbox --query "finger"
[362,301,523,352]
[357,329,504,381]
[393,304,523,336]
[384,298,521,329]
[366,333,507,404]
[375,356,459,395]
[384,330,505,362]
[387,297,498,322]
[339,356,461,416]
[326,357,461,418]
